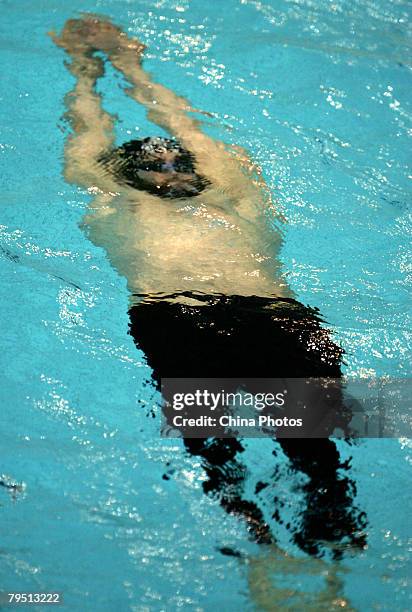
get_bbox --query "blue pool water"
[0,0,411,609]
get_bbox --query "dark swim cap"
[98,137,210,198]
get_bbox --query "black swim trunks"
[127,292,366,555]
[128,291,343,381]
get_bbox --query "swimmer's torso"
[85,187,289,301]
[82,137,289,302]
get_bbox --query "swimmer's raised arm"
[66,15,260,194]
[49,20,117,192]
[52,15,281,226]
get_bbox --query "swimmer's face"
[99,137,209,198]
[135,169,204,197]
[132,138,206,197]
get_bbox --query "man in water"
[51,15,366,557]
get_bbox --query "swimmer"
[50,15,367,557]
[50,15,288,301]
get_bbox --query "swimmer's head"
[98,137,210,198]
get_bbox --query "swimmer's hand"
[49,15,145,61]
[48,19,96,55]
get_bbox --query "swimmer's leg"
[184,437,274,545]
[128,298,275,546]
[278,438,367,559]
[245,376,366,557]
